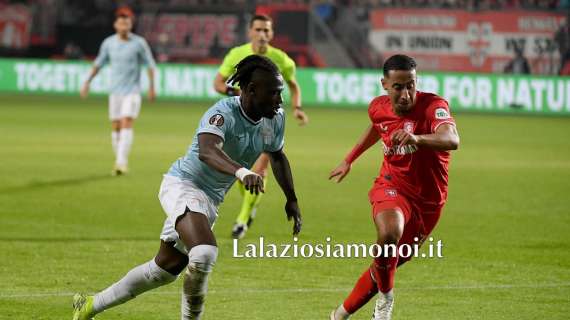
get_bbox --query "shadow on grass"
[0,174,115,194]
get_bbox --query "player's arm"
[410,123,460,151]
[268,149,302,235]
[80,66,100,98]
[82,40,109,98]
[141,39,157,102]
[197,133,264,194]
[391,124,459,151]
[286,78,308,126]
[147,68,156,102]
[214,73,240,96]
[329,124,380,183]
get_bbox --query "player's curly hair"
[228,55,280,89]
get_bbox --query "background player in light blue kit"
[80,6,156,175]
[73,55,302,320]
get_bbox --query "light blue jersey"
[94,33,156,95]
[167,97,285,204]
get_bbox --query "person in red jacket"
[329,54,460,320]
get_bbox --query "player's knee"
[187,244,218,273]
[380,229,402,245]
[377,222,403,245]
[375,210,404,244]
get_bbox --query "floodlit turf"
[0,94,569,319]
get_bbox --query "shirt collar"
[237,97,261,125]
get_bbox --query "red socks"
[371,255,398,293]
[342,255,399,314]
[342,268,377,313]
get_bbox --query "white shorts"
[108,94,142,121]
[158,175,219,254]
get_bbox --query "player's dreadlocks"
[228,55,280,89]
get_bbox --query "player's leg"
[176,210,218,320]
[232,153,270,238]
[73,241,185,320]
[368,207,404,320]
[109,95,123,174]
[115,116,133,173]
[115,94,141,174]
[396,204,443,267]
[330,268,377,320]
[331,199,409,320]
[111,121,120,156]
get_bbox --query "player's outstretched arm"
[329,124,380,183]
[268,149,302,235]
[213,73,241,96]
[198,133,264,194]
[392,123,459,151]
[80,66,100,98]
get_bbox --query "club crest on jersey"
[385,189,397,197]
[209,114,225,127]
[435,108,450,120]
[404,121,415,133]
[260,125,274,144]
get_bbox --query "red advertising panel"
[0,4,32,50]
[369,9,566,74]
[137,12,243,63]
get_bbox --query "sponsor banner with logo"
[0,4,32,50]
[1,59,569,115]
[137,10,246,63]
[369,9,566,74]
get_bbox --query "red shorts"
[369,184,444,264]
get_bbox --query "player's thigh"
[109,94,123,121]
[175,210,217,249]
[158,175,218,253]
[119,94,142,121]
[397,204,443,266]
[372,201,407,243]
[155,240,189,275]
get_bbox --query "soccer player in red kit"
[328,54,460,320]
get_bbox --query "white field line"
[1,282,570,299]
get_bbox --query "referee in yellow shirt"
[214,14,309,239]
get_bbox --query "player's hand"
[242,173,265,195]
[329,161,351,183]
[80,83,90,99]
[148,87,156,102]
[391,129,418,146]
[285,199,302,235]
[293,108,309,126]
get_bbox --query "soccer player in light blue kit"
[73,56,302,320]
[81,7,156,175]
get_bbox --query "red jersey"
[368,91,455,206]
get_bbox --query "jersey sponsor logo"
[385,188,397,197]
[382,142,418,156]
[404,121,415,133]
[260,125,274,144]
[209,114,225,127]
[435,108,450,120]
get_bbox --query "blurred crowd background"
[0,0,568,74]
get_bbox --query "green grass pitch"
[0,94,569,319]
